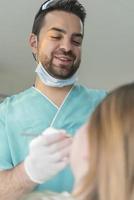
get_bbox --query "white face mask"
[35,62,78,88]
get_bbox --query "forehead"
[75,123,89,139]
[41,10,83,34]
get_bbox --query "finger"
[42,128,67,135]
[30,135,43,148]
[48,137,73,153]
[29,132,69,149]
[42,132,70,146]
[50,145,72,162]
[51,160,69,173]
[34,142,72,161]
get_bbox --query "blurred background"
[0,0,133,99]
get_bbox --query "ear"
[29,33,38,54]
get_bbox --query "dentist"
[0,1,106,199]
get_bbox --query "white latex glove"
[24,128,72,184]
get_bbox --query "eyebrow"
[48,27,83,38]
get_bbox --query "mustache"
[53,48,76,59]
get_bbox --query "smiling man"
[0,0,106,199]
[32,11,83,79]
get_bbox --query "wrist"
[19,162,37,191]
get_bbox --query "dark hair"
[32,0,86,37]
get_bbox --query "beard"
[40,49,81,80]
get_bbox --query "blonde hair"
[76,82,134,200]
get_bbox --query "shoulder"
[0,87,35,120]
[0,87,34,110]
[75,84,107,101]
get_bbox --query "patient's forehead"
[72,123,89,151]
[75,123,89,138]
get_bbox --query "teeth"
[60,58,69,61]
[56,57,71,61]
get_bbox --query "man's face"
[32,10,83,79]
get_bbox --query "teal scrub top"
[0,84,106,192]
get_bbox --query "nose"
[60,38,73,52]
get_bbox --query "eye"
[72,40,82,46]
[50,35,62,40]
[72,37,82,46]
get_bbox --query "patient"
[22,82,134,200]
[71,82,134,200]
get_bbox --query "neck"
[34,76,73,107]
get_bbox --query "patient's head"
[70,82,134,200]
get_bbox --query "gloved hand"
[24,127,72,184]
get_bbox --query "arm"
[0,162,36,200]
[0,101,36,199]
[0,128,72,200]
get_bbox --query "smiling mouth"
[54,56,73,64]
